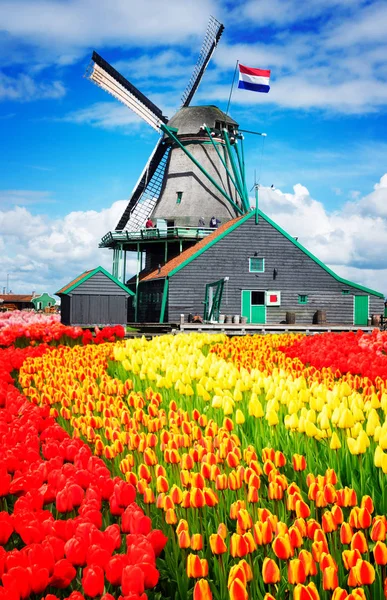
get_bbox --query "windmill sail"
[181,16,224,107]
[116,139,170,231]
[86,52,168,131]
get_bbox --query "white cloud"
[256,173,387,292]
[0,0,214,65]
[0,71,65,101]
[62,101,144,132]
[0,199,138,295]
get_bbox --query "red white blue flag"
[238,64,271,93]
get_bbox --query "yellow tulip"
[266,410,279,426]
[374,445,384,468]
[330,432,341,450]
[235,409,245,425]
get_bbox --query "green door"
[354,296,369,325]
[241,291,266,324]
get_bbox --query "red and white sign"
[266,291,281,306]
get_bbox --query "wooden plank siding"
[168,215,384,324]
[137,280,165,322]
[68,272,129,296]
[69,295,127,326]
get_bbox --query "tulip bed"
[0,310,125,348]
[0,327,167,600]
[0,330,383,600]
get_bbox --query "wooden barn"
[130,210,384,325]
[56,266,133,327]
[84,18,384,327]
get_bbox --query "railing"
[100,226,216,247]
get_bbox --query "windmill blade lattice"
[116,139,171,231]
[181,16,224,107]
[86,52,168,131]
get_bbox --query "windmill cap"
[167,105,238,136]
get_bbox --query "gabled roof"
[141,209,384,298]
[56,266,134,296]
[141,214,250,281]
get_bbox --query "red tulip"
[81,565,104,598]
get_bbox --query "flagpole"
[225,60,239,116]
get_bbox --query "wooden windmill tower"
[86,17,251,318]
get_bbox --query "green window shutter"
[176,191,183,204]
[298,295,308,304]
[342,289,350,295]
[249,257,264,272]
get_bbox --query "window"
[298,295,308,304]
[249,257,265,273]
[342,289,350,295]
[251,291,265,305]
[176,191,183,204]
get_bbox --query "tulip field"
[3,315,387,599]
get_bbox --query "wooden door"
[354,296,369,325]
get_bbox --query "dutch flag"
[238,64,271,93]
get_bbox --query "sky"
[1,0,387,297]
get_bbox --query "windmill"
[86,17,251,289]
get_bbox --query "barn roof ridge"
[56,266,134,296]
[142,209,384,298]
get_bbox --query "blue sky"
[1,0,387,295]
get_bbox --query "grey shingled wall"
[168,215,384,324]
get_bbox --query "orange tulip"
[176,519,189,534]
[268,482,283,501]
[237,509,253,531]
[143,488,155,504]
[342,549,362,570]
[209,533,227,555]
[322,566,339,590]
[340,522,353,545]
[193,579,212,600]
[298,550,317,577]
[351,531,368,553]
[288,559,306,584]
[374,541,387,565]
[295,500,311,519]
[186,554,208,578]
[349,589,366,600]
[293,582,320,600]
[165,508,177,525]
[360,495,374,513]
[289,525,303,548]
[262,558,280,584]
[218,523,227,539]
[247,486,259,503]
[320,553,337,571]
[292,454,307,471]
[331,589,348,600]
[191,534,203,551]
[272,534,293,560]
[371,518,386,541]
[230,533,249,558]
[178,530,191,549]
[191,488,205,509]
[323,484,337,504]
[331,505,344,525]
[322,511,337,533]
[229,579,248,600]
[355,559,375,585]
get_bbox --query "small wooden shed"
[56,266,133,327]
